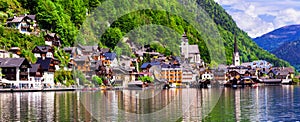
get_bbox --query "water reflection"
[0,86,299,121]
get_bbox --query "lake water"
[0,85,299,121]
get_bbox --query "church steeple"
[233,35,240,66]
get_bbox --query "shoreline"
[0,88,78,92]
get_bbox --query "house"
[63,47,76,58]
[36,58,56,87]
[95,65,113,85]
[29,64,44,88]
[76,44,98,56]
[44,33,61,47]
[32,45,54,58]
[0,58,31,88]
[251,60,272,69]
[111,67,135,87]
[9,47,21,56]
[180,33,202,64]
[227,66,250,79]
[161,63,182,85]
[72,55,91,73]
[103,52,117,67]
[6,15,38,35]
[140,62,161,72]
[182,68,197,85]
[0,50,19,58]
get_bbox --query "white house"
[6,15,38,35]
[36,58,56,87]
[0,58,32,88]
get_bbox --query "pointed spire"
[234,35,238,53]
[182,32,188,42]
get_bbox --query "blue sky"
[214,0,300,37]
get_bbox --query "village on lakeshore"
[0,14,298,90]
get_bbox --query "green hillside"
[0,0,291,67]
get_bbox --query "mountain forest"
[0,0,292,67]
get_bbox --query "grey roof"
[0,58,27,67]
[9,47,20,51]
[30,64,40,73]
[26,15,36,20]
[46,33,56,38]
[119,60,131,67]
[78,44,98,52]
[74,55,89,62]
[10,16,25,23]
[92,52,102,56]
[188,45,200,54]
[36,58,52,71]
[276,70,290,76]
[101,48,110,53]
[90,60,102,71]
[33,46,52,53]
[63,47,76,53]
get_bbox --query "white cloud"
[213,0,300,37]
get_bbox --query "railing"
[20,72,28,75]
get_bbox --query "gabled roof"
[104,53,117,61]
[36,58,52,71]
[26,15,36,20]
[141,62,160,69]
[78,44,98,52]
[0,58,29,68]
[10,16,25,23]
[32,46,52,53]
[63,47,76,53]
[6,15,35,24]
[276,70,290,76]
[45,33,57,38]
[74,55,90,62]
[30,64,41,73]
[9,47,20,51]
[188,45,200,54]
[101,48,110,53]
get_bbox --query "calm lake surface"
[0,85,300,121]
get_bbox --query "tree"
[100,28,123,48]
[92,75,103,86]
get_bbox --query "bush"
[292,78,300,83]
[92,76,103,86]
[138,76,154,83]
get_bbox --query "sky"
[213,0,300,38]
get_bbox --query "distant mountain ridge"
[272,40,300,71]
[253,25,300,52]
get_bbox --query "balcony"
[20,65,28,69]
[20,78,28,81]
[20,72,28,75]
[48,68,55,72]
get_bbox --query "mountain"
[253,25,300,52]
[272,40,300,71]
[0,0,291,67]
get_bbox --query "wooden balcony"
[48,68,55,72]
[20,65,28,69]
[20,72,28,76]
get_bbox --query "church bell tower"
[233,35,240,66]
